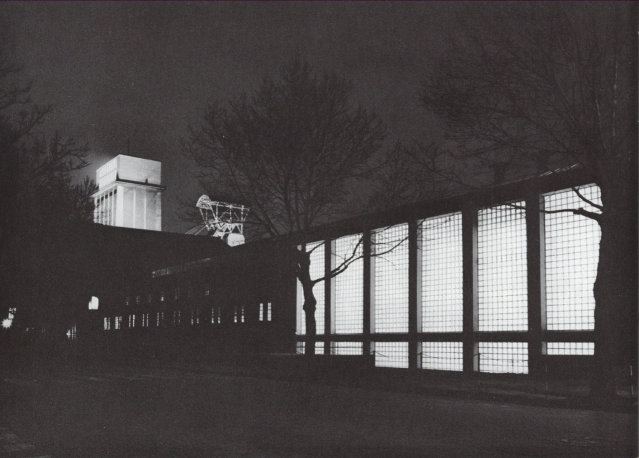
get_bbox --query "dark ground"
[1,364,636,457]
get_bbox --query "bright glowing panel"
[478,203,528,331]
[334,234,364,334]
[421,213,463,332]
[544,185,600,331]
[373,224,409,333]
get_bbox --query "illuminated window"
[216,306,221,324]
[129,314,136,328]
[240,306,245,323]
[259,303,264,322]
[544,185,600,332]
[88,296,99,310]
[173,310,181,326]
[421,213,463,332]
[330,341,363,355]
[421,342,463,371]
[66,324,77,340]
[115,316,122,330]
[103,317,111,331]
[160,291,165,302]
[156,312,163,327]
[478,203,528,331]
[135,295,141,305]
[545,342,594,356]
[141,313,149,327]
[373,224,409,333]
[334,234,364,334]
[234,306,238,323]
[478,342,528,374]
[124,296,130,306]
[267,302,272,322]
[295,341,325,355]
[296,242,325,335]
[204,286,210,296]
[373,342,409,368]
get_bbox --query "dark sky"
[3,2,465,232]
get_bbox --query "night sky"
[3,2,468,232]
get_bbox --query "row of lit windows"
[104,302,272,330]
[296,185,601,361]
[295,341,594,373]
[121,289,270,308]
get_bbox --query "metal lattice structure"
[195,195,249,246]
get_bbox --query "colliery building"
[82,160,609,380]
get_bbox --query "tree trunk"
[590,176,637,400]
[296,249,317,356]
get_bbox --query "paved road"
[1,367,636,456]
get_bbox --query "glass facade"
[334,234,364,334]
[544,185,600,332]
[545,342,594,356]
[421,342,463,371]
[373,224,409,333]
[330,341,363,355]
[373,342,409,368]
[421,213,463,332]
[478,342,528,374]
[478,203,528,331]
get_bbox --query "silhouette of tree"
[186,58,388,355]
[418,3,636,398]
[0,49,96,333]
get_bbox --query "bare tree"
[186,58,387,354]
[0,48,96,332]
[418,3,636,398]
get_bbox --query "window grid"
[478,342,528,374]
[267,302,272,322]
[330,341,363,355]
[259,303,264,322]
[421,342,463,372]
[373,342,409,368]
[544,185,601,331]
[334,234,364,334]
[115,316,122,330]
[295,341,325,355]
[296,242,325,335]
[374,224,409,333]
[478,203,528,331]
[103,317,111,331]
[421,213,463,332]
[129,314,136,328]
[545,342,594,356]
[156,312,163,327]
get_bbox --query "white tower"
[92,155,164,231]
